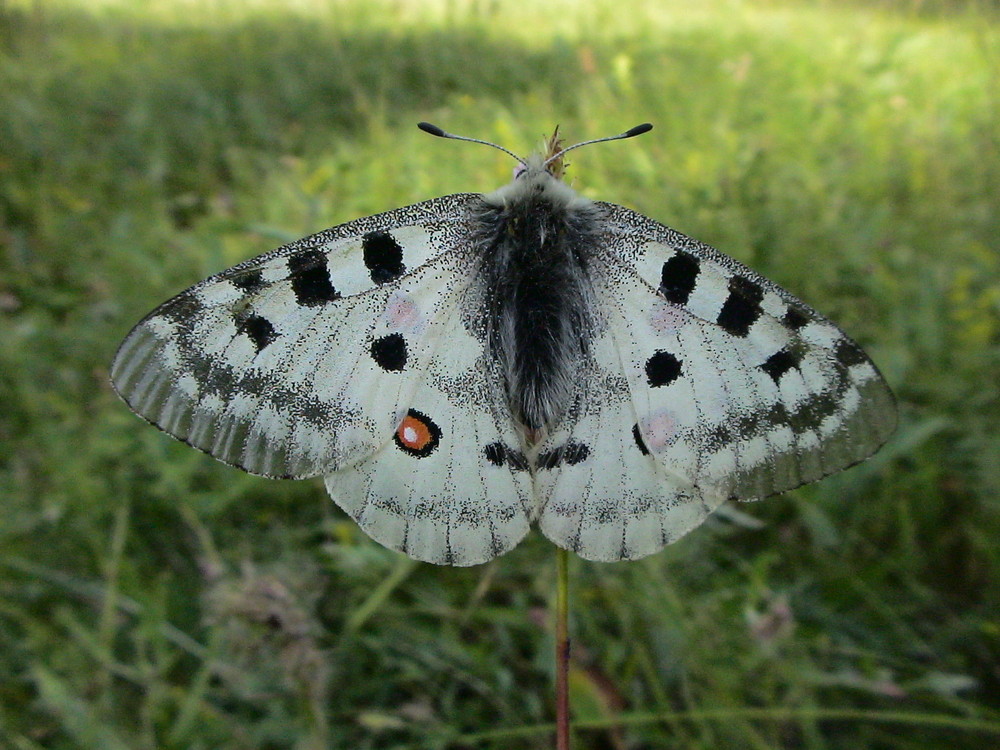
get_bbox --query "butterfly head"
[495,153,581,208]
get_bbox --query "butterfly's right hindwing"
[111,194,483,479]
[325,287,536,566]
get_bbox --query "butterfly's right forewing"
[111,194,484,479]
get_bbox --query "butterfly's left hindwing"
[112,194,485,479]
[534,203,895,562]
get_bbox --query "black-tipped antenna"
[543,123,653,168]
[417,122,525,165]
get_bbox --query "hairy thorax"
[475,166,601,434]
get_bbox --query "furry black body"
[474,162,601,432]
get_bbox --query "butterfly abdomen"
[477,169,600,433]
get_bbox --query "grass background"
[1,0,998,747]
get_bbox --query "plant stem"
[556,546,570,750]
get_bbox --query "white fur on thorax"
[482,155,594,212]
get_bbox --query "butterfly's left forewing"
[593,202,896,499]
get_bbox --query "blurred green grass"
[1,0,998,747]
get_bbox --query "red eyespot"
[393,409,441,458]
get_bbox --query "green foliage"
[1,0,998,747]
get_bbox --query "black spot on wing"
[760,347,801,384]
[782,305,810,330]
[659,251,700,304]
[562,443,590,465]
[717,275,764,337]
[239,314,278,353]
[484,442,504,466]
[538,442,590,469]
[835,339,867,367]
[507,449,530,471]
[288,249,340,306]
[363,231,406,283]
[483,442,529,471]
[370,332,407,371]
[645,350,682,387]
[632,424,650,456]
[537,449,558,470]
[230,269,266,293]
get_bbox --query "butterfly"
[111,122,896,566]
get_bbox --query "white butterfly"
[111,123,896,566]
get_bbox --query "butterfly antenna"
[418,122,526,166]
[543,123,653,168]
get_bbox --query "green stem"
[556,546,570,750]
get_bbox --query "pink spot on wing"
[648,300,688,333]
[382,292,424,332]
[640,410,678,452]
